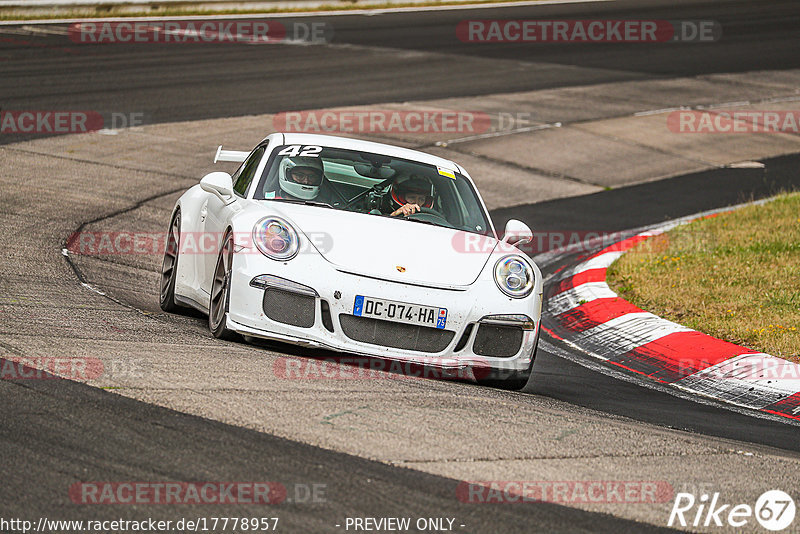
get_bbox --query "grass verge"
[607,192,800,362]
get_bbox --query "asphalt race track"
[2,0,800,143]
[2,0,800,532]
[2,363,677,533]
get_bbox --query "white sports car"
[160,133,543,388]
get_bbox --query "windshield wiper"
[303,201,335,209]
[268,198,335,209]
[402,217,441,227]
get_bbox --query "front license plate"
[353,295,447,329]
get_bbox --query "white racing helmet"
[278,157,324,200]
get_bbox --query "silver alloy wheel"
[209,233,234,334]
[159,212,181,311]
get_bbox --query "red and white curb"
[542,219,800,423]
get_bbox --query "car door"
[199,145,267,295]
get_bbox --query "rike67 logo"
[669,490,795,531]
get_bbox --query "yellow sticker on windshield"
[437,166,456,179]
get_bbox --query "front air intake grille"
[473,324,523,358]
[453,323,474,352]
[320,299,335,332]
[263,289,315,328]
[339,315,455,353]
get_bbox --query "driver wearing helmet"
[276,156,326,201]
[387,174,435,217]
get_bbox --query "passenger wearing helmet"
[387,174,435,217]
[277,156,326,200]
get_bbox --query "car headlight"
[253,217,299,261]
[494,255,534,298]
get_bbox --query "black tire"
[208,231,239,341]
[159,210,186,313]
[477,341,539,391]
[478,370,531,391]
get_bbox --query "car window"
[253,144,493,236]
[233,146,266,197]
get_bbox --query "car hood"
[270,202,499,288]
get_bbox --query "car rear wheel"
[159,211,186,313]
[209,231,239,341]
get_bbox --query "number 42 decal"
[277,145,323,157]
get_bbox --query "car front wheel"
[476,341,538,391]
[208,231,239,341]
[159,210,186,313]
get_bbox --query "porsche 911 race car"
[159,133,542,388]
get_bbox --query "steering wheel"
[405,207,455,228]
[406,207,441,216]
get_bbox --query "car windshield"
[253,144,494,236]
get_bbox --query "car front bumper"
[226,248,543,375]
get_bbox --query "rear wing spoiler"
[214,145,249,164]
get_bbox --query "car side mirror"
[502,219,533,246]
[200,172,235,203]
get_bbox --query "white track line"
[679,354,800,410]
[570,312,693,357]
[547,281,616,316]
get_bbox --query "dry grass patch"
[607,192,800,362]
